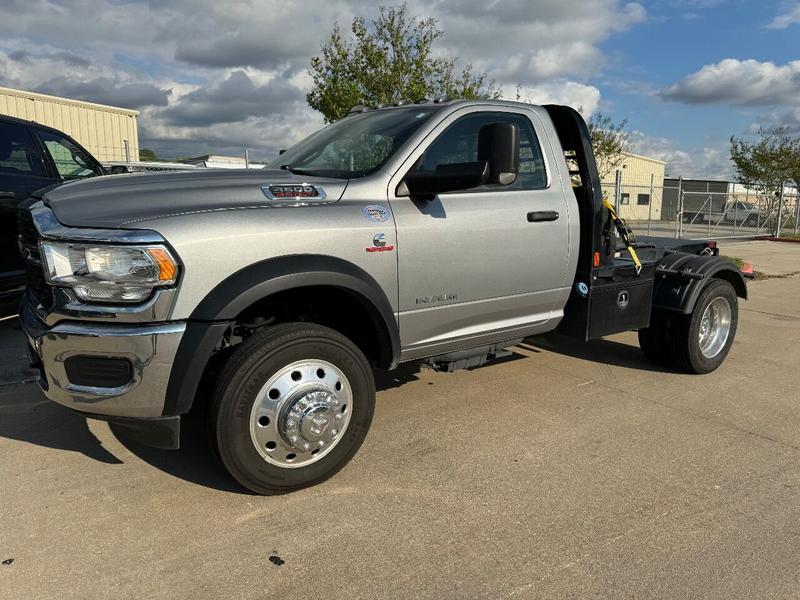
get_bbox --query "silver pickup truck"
[18,100,746,494]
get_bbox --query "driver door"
[389,108,572,356]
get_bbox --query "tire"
[210,323,375,494]
[668,279,738,374]
[638,311,673,366]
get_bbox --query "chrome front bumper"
[20,300,186,418]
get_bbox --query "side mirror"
[478,122,520,185]
[398,161,490,198]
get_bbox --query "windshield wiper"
[279,164,319,177]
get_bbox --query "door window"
[412,112,547,190]
[36,130,102,180]
[0,122,46,177]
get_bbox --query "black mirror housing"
[478,122,520,185]
[398,161,489,198]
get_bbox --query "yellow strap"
[602,199,642,275]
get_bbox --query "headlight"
[40,241,179,304]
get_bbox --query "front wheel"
[210,323,375,494]
[668,279,738,374]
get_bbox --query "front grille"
[17,208,54,310]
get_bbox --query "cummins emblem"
[366,232,394,253]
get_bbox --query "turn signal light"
[147,248,178,281]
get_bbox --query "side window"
[0,122,46,177]
[413,112,547,190]
[36,130,102,180]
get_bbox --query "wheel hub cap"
[250,359,352,468]
[283,391,341,450]
[698,296,732,359]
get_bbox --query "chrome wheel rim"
[698,297,732,359]
[249,359,352,469]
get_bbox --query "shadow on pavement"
[523,332,676,373]
[112,411,254,495]
[375,362,424,391]
[0,384,123,464]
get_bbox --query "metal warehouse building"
[601,152,667,221]
[0,85,139,163]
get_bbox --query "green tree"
[139,148,158,162]
[307,3,499,122]
[587,113,630,180]
[730,127,800,193]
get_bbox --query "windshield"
[269,106,440,178]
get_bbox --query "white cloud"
[662,58,800,106]
[429,0,646,83]
[0,0,645,159]
[502,82,601,116]
[629,131,733,180]
[767,3,800,28]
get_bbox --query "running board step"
[423,340,523,373]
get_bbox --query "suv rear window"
[0,122,46,177]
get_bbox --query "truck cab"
[18,100,746,494]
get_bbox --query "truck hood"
[41,169,349,229]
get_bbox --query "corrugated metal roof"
[0,85,139,117]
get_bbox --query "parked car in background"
[104,161,197,174]
[723,201,760,226]
[0,114,106,301]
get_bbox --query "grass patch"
[723,255,745,269]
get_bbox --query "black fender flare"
[163,254,400,416]
[652,252,748,315]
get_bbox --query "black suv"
[0,115,106,301]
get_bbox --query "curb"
[754,236,800,243]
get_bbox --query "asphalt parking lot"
[2,241,800,599]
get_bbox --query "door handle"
[527,211,559,223]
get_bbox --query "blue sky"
[0,0,798,179]
[597,1,800,177]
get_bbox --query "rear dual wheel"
[638,279,737,374]
[210,323,375,494]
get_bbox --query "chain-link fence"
[601,176,800,240]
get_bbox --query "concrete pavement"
[2,242,800,599]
